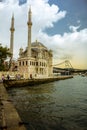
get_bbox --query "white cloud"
[0,0,66,53]
[37,27,87,69]
[69,25,80,32]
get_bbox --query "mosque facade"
[10,8,53,79]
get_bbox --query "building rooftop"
[31,40,47,50]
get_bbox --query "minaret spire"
[10,13,15,58]
[27,6,32,57]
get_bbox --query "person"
[7,74,10,80]
[2,74,5,81]
[30,74,32,79]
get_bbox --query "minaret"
[27,7,32,57]
[10,14,15,58]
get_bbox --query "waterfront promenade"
[3,75,73,88]
[0,83,26,130]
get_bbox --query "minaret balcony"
[10,28,15,32]
[27,22,32,26]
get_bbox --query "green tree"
[0,44,11,71]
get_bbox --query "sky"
[0,0,87,69]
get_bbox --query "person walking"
[7,74,10,80]
[2,74,5,81]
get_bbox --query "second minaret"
[27,7,32,57]
[10,14,15,58]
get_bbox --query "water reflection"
[8,76,87,130]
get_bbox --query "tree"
[0,44,11,71]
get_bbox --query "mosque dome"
[31,40,48,50]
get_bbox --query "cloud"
[37,26,87,69]
[69,25,80,32]
[0,0,66,51]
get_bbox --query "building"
[17,7,53,79]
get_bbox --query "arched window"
[30,61,31,65]
[23,61,24,66]
[19,61,21,66]
[26,61,28,66]
[36,62,38,66]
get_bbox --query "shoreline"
[3,75,73,88]
[0,83,26,130]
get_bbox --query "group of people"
[1,74,10,81]
[1,74,22,81]
[1,73,35,81]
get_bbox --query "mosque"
[9,7,53,79]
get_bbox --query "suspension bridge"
[53,60,73,69]
[53,60,74,75]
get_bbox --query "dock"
[3,75,73,88]
[0,83,26,130]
